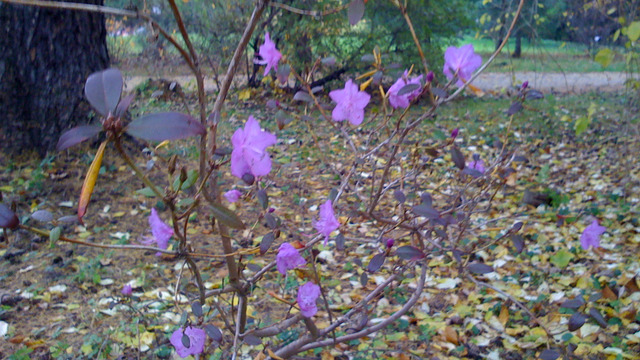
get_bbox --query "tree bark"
[0,0,109,157]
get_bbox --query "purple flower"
[276,242,307,275]
[580,220,606,250]
[231,116,277,179]
[522,81,529,90]
[468,158,485,174]
[329,79,371,126]
[224,189,242,203]
[297,282,321,318]
[140,208,174,255]
[387,70,423,109]
[121,284,132,296]
[451,128,459,139]
[170,326,206,358]
[314,200,340,245]
[255,32,282,76]
[443,44,482,87]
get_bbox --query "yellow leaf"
[238,88,252,101]
[78,140,108,222]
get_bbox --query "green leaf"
[172,169,199,191]
[594,48,615,68]
[574,116,590,136]
[628,21,640,42]
[136,187,157,197]
[550,249,574,269]
[49,226,61,248]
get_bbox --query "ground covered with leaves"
[1,83,639,359]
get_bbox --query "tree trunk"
[512,29,522,58]
[0,0,109,157]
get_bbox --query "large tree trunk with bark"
[0,0,109,157]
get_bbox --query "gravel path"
[124,71,636,95]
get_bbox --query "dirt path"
[124,71,637,95]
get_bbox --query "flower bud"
[242,173,255,185]
[180,167,188,183]
[386,238,395,249]
[451,128,459,139]
[426,71,434,83]
[168,155,177,175]
[521,81,528,90]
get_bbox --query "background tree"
[0,0,109,156]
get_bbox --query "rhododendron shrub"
[4,0,542,359]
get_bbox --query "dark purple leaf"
[277,64,290,85]
[468,263,494,275]
[56,125,102,151]
[242,173,255,185]
[462,167,483,178]
[588,308,607,328]
[526,89,544,100]
[293,91,314,103]
[85,68,122,116]
[361,54,375,63]
[57,215,79,224]
[510,234,525,253]
[431,87,448,98]
[115,93,135,117]
[561,297,585,309]
[311,86,323,94]
[214,147,232,156]
[257,190,269,210]
[335,233,345,251]
[208,203,245,230]
[450,147,465,170]
[0,203,18,229]
[348,0,365,25]
[512,222,523,232]
[181,333,190,348]
[360,272,368,286]
[31,210,54,222]
[321,57,336,66]
[205,324,223,342]
[265,213,277,230]
[266,100,279,109]
[568,312,588,331]
[397,83,421,96]
[243,334,262,346]
[507,101,523,115]
[367,253,386,273]
[396,246,426,261]
[126,112,205,142]
[539,349,561,360]
[275,110,292,130]
[372,71,383,85]
[393,189,406,204]
[259,233,275,255]
[191,301,203,317]
[412,204,439,220]
[420,193,432,207]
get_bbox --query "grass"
[452,34,628,73]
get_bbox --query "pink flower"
[297,282,321,318]
[170,326,206,358]
[255,32,282,76]
[121,284,132,296]
[224,189,242,203]
[276,242,307,275]
[230,116,277,179]
[443,44,482,87]
[329,79,370,126]
[387,70,423,109]
[140,208,174,256]
[580,220,606,250]
[314,200,339,245]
